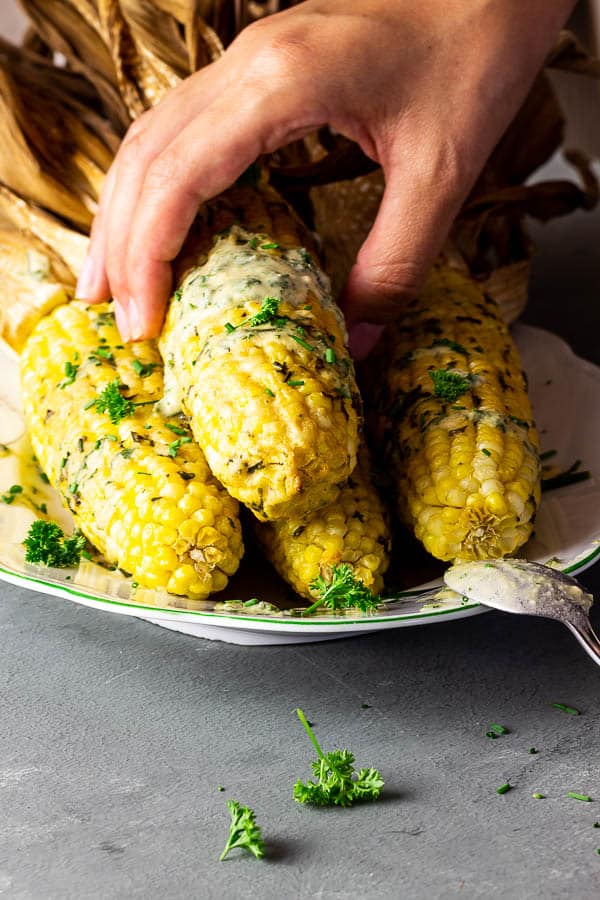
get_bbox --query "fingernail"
[75,255,96,299]
[114,300,131,342]
[128,298,145,342]
[348,322,385,360]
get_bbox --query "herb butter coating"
[159,183,361,522]
[367,265,541,561]
[255,452,391,600]
[20,302,244,598]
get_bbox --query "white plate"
[2,324,599,644]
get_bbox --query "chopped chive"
[532,793,544,799]
[217,785,225,792]
[83,399,95,410]
[287,380,305,387]
[567,792,592,802]
[39,503,47,514]
[488,723,508,735]
[132,359,156,378]
[39,472,50,484]
[224,322,236,334]
[485,732,499,739]
[131,581,139,589]
[551,703,580,715]
[529,748,538,755]
[165,423,189,436]
[291,334,315,351]
[593,822,600,828]
[243,598,259,607]
[264,388,275,398]
[106,434,118,442]
[361,703,371,709]
[136,471,151,476]
[260,242,279,250]
[94,439,102,450]
[481,448,492,457]
[325,348,336,364]
[68,482,78,494]
[496,783,511,795]
[168,436,193,458]
[60,456,68,468]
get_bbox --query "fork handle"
[565,619,600,668]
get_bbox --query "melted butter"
[444,558,593,617]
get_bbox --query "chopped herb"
[38,503,47,515]
[93,439,102,450]
[219,800,265,861]
[431,337,468,355]
[165,423,189,437]
[304,563,381,615]
[60,456,69,469]
[1,484,23,504]
[287,380,305,388]
[248,296,281,327]
[23,520,85,568]
[542,470,591,492]
[93,379,136,424]
[224,322,236,334]
[481,448,492,457]
[264,387,275,398]
[291,334,315,352]
[593,822,600,828]
[173,288,182,302]
[132,359,156,378]
[136,471,151,476]
[293,708,383,807]
[260,242,279,250]
[120,448,135,459]
[551,703,580,715]
[68,482,78,494]
[89,346,114,364]
[567,792,592,802]
[248,237,259,249]
[496,783,511,795]
[131,581,139,589]
[243,598,259,607]
[529,748,538,755]
[217,785,225,792]
[429,369,470,402]
[325,348,336,364]
[509,415,529,429]
[168,437,192,458]
[59,360,79,389]
[39,472,50,485]
[83,399,95,410]
[488,723,508,735]
[361,703,371,709]
[532,793,545,799]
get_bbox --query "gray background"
[2,4,600,899]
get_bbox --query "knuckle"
[237,19,313,85]
[144,151,183,194]
[358,257,423,302]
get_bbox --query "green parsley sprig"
[293,709,384,807]
[23,520,86,568]
[429,369,471,402]
[91,379,154,424]
[304,563,381,615]
[220,800,265,861]
[225,296,285,333]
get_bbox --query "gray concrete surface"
[2,191,600,900]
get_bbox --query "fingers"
[343,140,471,360]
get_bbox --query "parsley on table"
[219,800,265,861]
[293,709,384,807]
[304,563,381,615]
[23,520,86,568]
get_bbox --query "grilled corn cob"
[21,301,243,598]
[369,265,541,561]
[254,453,390,600]
[159,180,361,522]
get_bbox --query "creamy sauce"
[444,558,593,617]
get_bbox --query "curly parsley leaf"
[304,563,381,615]
[93,379,136,424]
[23,520,86,568]
[429,369,470,402]
[219,800,265,861]
[293,709,384,807]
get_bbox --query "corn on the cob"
[368,265,541,561]
[255,454,390,600]
[21,301,243,598]
[159,180,361,522]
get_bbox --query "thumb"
[341,159,465,360]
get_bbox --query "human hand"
[77,0,575,355]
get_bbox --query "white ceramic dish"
[3,323,599,644]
